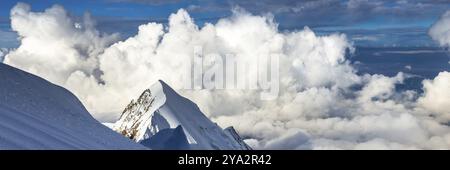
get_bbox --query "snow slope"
[113,80,252,150]
[0,63,146,149]
[140,125,190,150]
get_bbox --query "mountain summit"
[113,80,252,150]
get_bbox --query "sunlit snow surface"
[0,63,146,149]
[113,80,252,150]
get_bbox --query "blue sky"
[1,0,449,48]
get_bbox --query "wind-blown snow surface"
[0,63,145,149]
[3,3,450,149]
[113,80,251,150]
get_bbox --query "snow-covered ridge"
[0,63,145,149]
[113,80,252,150]
[224,127,253,150]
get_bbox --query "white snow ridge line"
[0,62,249,150]
[0,63,145,149]
[112,80,252,150]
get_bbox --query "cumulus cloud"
[4,3,450,149]
[429,10,450,48]
[5,3,119,84]
[418,72,450,122]
[430,9,450,66]
[422,10,450,122]
[405,65,412,70]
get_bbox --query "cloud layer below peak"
[3,3,450,149]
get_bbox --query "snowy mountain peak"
[113,80,251,150]
[113,81,165,141]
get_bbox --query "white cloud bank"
[426,9,450,123]
[429,10,450,49]
[4,3,450,149]
[418,72,450,122]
